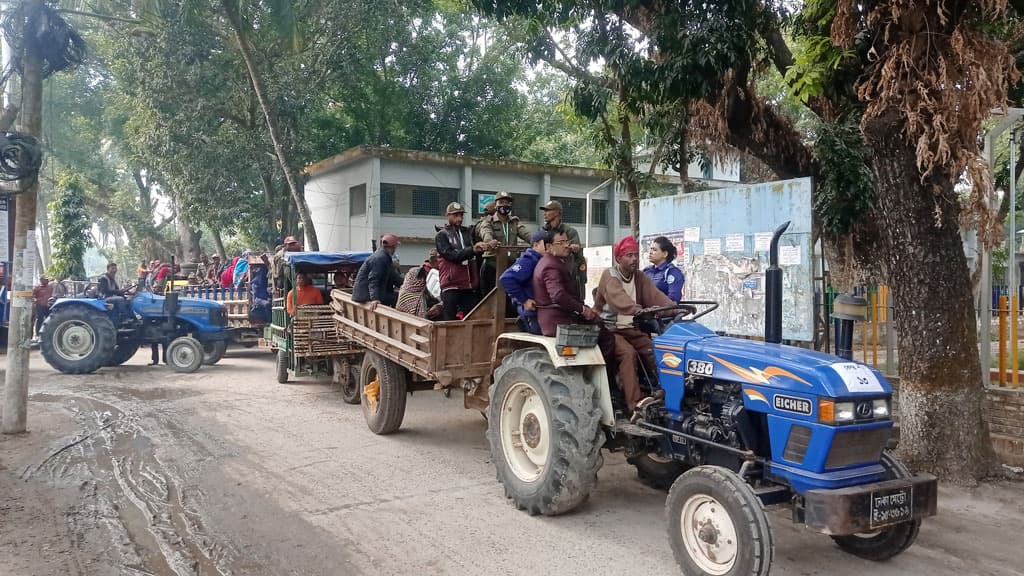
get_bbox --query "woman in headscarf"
[396,250,442,319]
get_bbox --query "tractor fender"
[493,332,615,427]
[49,298,110,314]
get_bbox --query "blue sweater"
[644,261,684,301]
[499,248,544,317]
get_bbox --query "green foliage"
[812,117,874,237]
[48,172,91,281]
[782,36,855,104]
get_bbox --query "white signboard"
[830,362,884,393]
[754,232,773,252]
[703,238,721,256]
[725,234,745,252]
[684,227,701,242]
[21,230,36,286]
[779,245,801,266]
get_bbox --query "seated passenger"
[593,237,674,413]
[286,273,324,314]
[396,251,443,319]
[352,234,403,308]
[499,229,551,335]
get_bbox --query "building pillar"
[461,166,472,212]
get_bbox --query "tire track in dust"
[27,393,237,576]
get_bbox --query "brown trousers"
[609,327,659,410]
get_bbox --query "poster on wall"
[0,198,8,263]
[582,245,613,306]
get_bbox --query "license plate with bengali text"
[869,486,913,529]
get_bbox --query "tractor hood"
[683,336,892,398]
[131,291,225,318]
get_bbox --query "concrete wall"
[304,159,375,252]
[986,387,1024,467]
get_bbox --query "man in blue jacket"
[352,233,403,308]
[499,229,552,335]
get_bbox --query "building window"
[350,184,366,217]
[381,185,396,214]
[379,183,458,217]
[472,190,538,221]
[591,199,608,226]
[551,196,585,224]
[620,201,631,227]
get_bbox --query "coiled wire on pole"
[0,132,41,185]
[1,3,85,79]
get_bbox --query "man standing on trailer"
[593,236,674,413]
[480,191,531,298]
[435,202,496,320]
[540,200,587,299]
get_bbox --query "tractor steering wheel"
[634,300,720,325]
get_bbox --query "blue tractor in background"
[39,287,230,374]
[487,222,936,576]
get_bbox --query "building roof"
[304,145,676,184]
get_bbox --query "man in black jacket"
[352,234,403,308]
[435,202,496,320]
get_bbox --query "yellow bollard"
[862,296,869,364]
[999,295,1008,386]
[872,292,879,367]
[1014,295,1020,389]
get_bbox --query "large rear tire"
[40,306,117,374]
[830,451,922,561]
[359,351,408,434]
[487,348,604,516]
[105,342,141,367]
[667,466,774,576]
[202,340,226,365]
[167,337,203,374]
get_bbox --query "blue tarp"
[283,251,373,267]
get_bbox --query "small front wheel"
[276,349,289,383]
[167,337,203,374]
[202,340,226,365]
[830,451,922,561]
[666,466,773,576]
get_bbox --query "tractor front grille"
[209,308,227,327]
[783,425,812,464]
[825,427,890,469]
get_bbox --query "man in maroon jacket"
[532,231,600,335]
[435,202,497,320]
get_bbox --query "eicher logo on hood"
[774,394,813,416]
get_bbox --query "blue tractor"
[487,223,936,575]
[39,288,230,374]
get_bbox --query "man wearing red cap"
[352,233,404,308]
[594,236,675,413]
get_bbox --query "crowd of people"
[347,191,687,416]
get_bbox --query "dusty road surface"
[2,349,1023,576]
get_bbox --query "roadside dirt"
[2,349,1023,576]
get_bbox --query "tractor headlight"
[818,399,856,424]
[873,398,890,418]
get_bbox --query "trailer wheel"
[202,340,226,365]
[167,337,203,374]
[276,349,289,383]
[359,351,408,435]
[40,306,117,374]
[334,357,361,404]
[831,451,921,561]
[628,453,689,490]
[487,348,604,516]
[667,465,773,576]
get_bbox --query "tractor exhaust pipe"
[765,221,791,344]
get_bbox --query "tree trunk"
[221,1,319,250]
[174,203,201,262]
[260,170,279,248]
[626,180,640,239]
[210,226,227,260]
[866,121,994,483]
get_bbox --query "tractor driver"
[98,262,132,323]
[592,236,675,415]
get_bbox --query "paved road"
[1,350,1023,576]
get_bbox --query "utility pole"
[2,0,44,434]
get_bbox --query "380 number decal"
[687,360,714,376]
